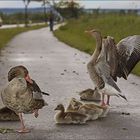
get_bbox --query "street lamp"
[23,0,31,27]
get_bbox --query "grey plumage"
[86,30,130,103]
[104,35,140,81]
[87,31,140,105]
[116,35,140,80]
[1,77,45,114]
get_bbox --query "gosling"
[67,98,109,120]
[54,104,88,124]
[79,88,101,101]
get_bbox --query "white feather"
[99,83,120,97]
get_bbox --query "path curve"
[0,26,140,140]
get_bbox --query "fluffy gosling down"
[54,104,88,124]
[79,88,101,101]
[66,98,109,121]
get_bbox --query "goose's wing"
[96,59,121,92]
[28,80,49,96]
[104,36,119,82]
[116,35,140,79]
[29,80,41,92]
[95,40,121,92]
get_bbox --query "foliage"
[54,0,83,19]
[0,12,47,25]
[54,13,140,76]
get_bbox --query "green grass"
[0,24,47,49]
[54,14,140,76]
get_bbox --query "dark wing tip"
[41,92,50,96]
[119,94,127,101]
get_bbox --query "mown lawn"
[0,24,47,49]
[54,14,140,76]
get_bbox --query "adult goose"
[86,30,128,106]
[1,65,48,133]
[101,35,140,105]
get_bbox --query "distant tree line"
[53,0,83,19]
[85,9,138,16]
[0,0,138,25]
[0,12,50,24]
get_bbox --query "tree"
[67,0,80,18]
[42,0,50,23]
[54,0,82,19]
[23,0,31,27]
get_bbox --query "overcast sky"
[0,0,140,9]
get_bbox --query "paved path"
[0,26,140,140]
[0,23,45,29]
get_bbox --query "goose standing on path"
[101,35,140,105]
[85,30,128,106]
[1,65,48,133]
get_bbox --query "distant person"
[49,11,54,31]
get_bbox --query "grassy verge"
[0,24,47,49]
[54,14,140,76]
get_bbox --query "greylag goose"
[54,104,88,124]
[1,65,48,133]
[79,88,101,101]
[86,30,128,106]
[66,98,109,120]
[99,35,140,105]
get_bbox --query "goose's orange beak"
[25,74,33,84]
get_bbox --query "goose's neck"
[61,106,65,113]
[57,106,65,118]
[91,33,102,63]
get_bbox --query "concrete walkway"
[0,23,45,29]
[0,26,140,140]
